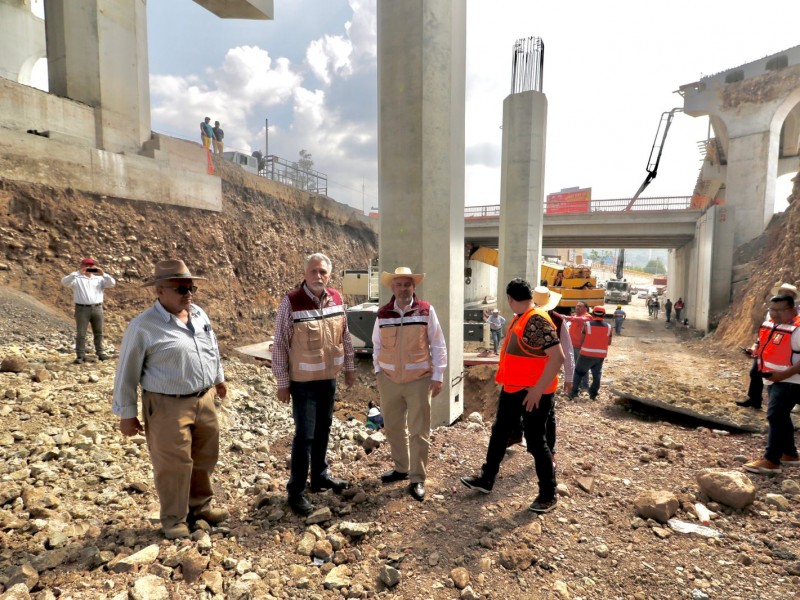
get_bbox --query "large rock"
[379,564,400,588]
[129,574,169,600]
[110,544,160,573]
[633,490,679,523]
[0,356,27,372]
[5,564,38,591]
[323,565,352,590]
[696,469,756,509]
[0,583,32,600]
[450,567,470,590]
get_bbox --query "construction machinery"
[613,107,684,283]
[539,262,605,312]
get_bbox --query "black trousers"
[481,388,556,500]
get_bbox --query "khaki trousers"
[377,372,432,483]
[142,389,219,528]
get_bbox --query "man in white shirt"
[372,267,447,502]
[61,257,115,364]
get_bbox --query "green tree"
[643,258,666,274]
[296,149,314,190]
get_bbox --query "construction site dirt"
[0,169,799,599]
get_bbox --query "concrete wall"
[0,0,46,85]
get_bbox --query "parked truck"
[604,279,633,304]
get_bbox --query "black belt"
[76,303,103,307]
[145,387,212,399]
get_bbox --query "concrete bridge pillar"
[44,0,151,154]
[497,90,547,327]
[377,0,466,426]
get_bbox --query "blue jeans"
[572,355,605,398]
[287,379,336,497]
[764,382,799,463]
[481,388,556,500]
[614,318,623,334]
[490,329,502,353]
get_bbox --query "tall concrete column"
[45,0,150,153]
[724,131,779,249]
[377,0,466,426]
[497,90,547,325]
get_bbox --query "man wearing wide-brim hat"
[112,259,229,539]
[372,267,447,502]
[461,278,564,513]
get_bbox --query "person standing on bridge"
[372,267,447,502]
[569,306,612,401]
[743,293,800,474]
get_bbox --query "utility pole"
[265,118,269,156]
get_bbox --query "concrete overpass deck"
[465,196,702,249]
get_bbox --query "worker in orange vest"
[461,280,565,514]
[568,306,612,401]
[743,293,800,474]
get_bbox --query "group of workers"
[65,251,795,540]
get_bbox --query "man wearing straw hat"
[372,267,447,502]
[461,280,564,513]
[112,259,228,539]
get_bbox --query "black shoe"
[529,496,558,513]
[506,433,524,448]
[309,477,350,494]
[460,474,494,494]
[380,470,409,484]
[409,482,425,502]
[288,494,314,516]
[735,398,762,410]
[98,354,110,361]
[73,358,84,365]
[589,395,597,401]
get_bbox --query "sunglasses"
[164,285,197,295]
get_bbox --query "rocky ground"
[1,291,800,600]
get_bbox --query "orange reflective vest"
[579,319,611,358]
[757,316,800,373]
[495,307,558,393]
[567,314,591,348]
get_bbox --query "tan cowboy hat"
[771,282,798,298]
[532,286,562,312]
[141,259,207,287]
[380,267,425,287]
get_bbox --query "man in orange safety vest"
[568,306,612,401]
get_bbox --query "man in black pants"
[461,279,565,513]
[737,282,799,410]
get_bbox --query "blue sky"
[144,0,798,214]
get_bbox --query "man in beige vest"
[372,267,447,501]
[272,253,356,516]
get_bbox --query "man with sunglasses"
[112,260,228,539]
[743,294,800,475]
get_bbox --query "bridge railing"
[464,196,693,219]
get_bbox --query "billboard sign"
[546,188,592,214]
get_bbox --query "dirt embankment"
[0,161,378,348]
[712,195,799,348]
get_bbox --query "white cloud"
[306,35,353,85]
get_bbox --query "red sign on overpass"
[546,188,591,214]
